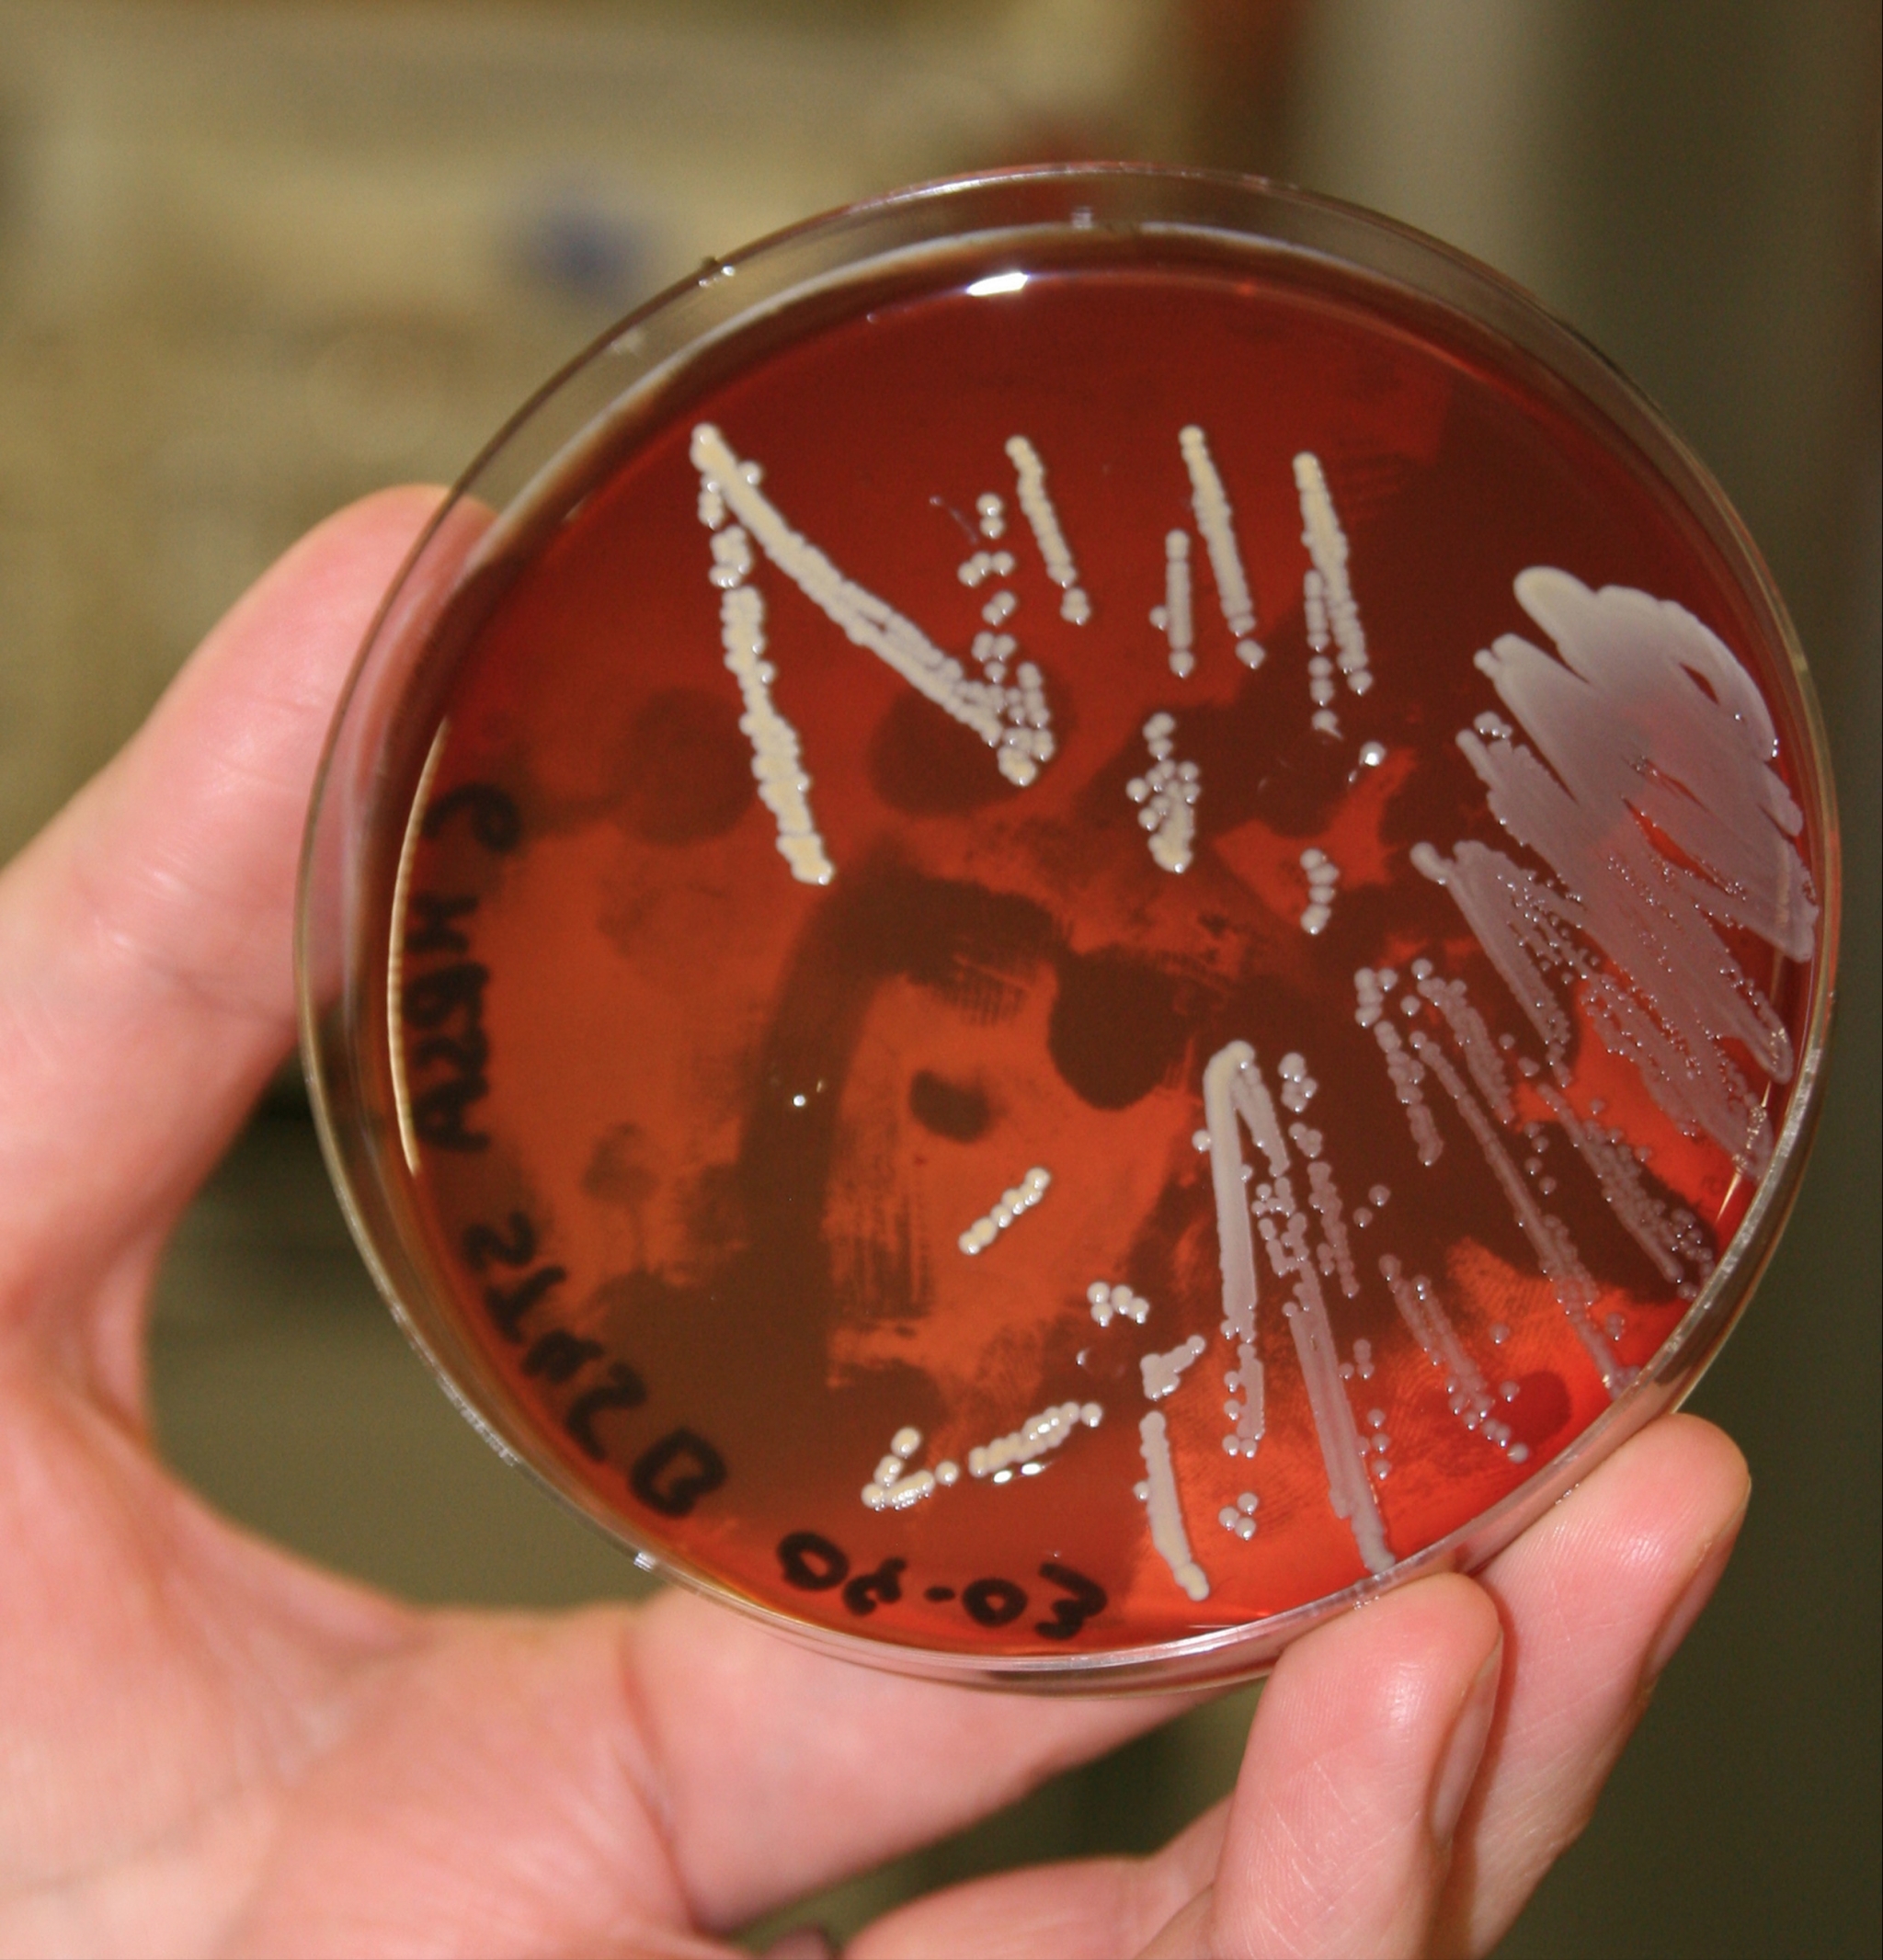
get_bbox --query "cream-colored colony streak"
[1201,1042,1393,1574]
[1411,961,1515,1122]
[1303,1156,1362,1299]
[1126,713,1201,874]
[1005,435,1092,623]
[1140,1335,1207,1402]
[1378,1256,1525,1462]
[1294,451,1373,700]
[1366,999,1445,1166]
[1410,840,1586,1074]
[1414,952,1698,1280]
[1278,1055,1362,1298]
[1408,1029,1628,1396]
[862,1425,955,1512]
[1151,529,1195,676]
[1299,847,1340,935]
[1352,966,1389,1029]
[863,1404,1108,1504]
[1249,1112,1397,1570]
[1203,1041,1275,1462]
[1367,949,1695,1393]
[1135,1412,1210,1601]
[969,1400,1102,1480]
[691,425,1055,786]
[1303,570,1341,736]
[957,1166,1051,1255]
[1428,568,1814,1174]
[1179,424,1263,667]
[1534,1079,1710,1291]
[709,526,836,887]
[1273,1249,1394,1568]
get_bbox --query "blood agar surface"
[356,233,1824,1668]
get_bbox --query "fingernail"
[1645,1495,1750,1681]
[1432,1636,1502,1845]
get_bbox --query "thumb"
[0,487,448,1388]
[1146,1574,1502,1959]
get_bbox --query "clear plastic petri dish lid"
[299,165,1839,1692]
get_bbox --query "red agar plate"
[300,168,1838,1689]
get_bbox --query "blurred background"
[0,1,1875,1952]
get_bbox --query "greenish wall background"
[4,3,1874,1954]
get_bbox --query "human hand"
[0,493,1749,1959]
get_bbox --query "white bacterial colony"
[969,1399,1101,1481]
[1410,840,1586,1073]
[1150,529,1195,676]
[710,542,835,887]
[1135,1412,1210,1601]
[1006,435,1091,623]
[1352,966,1391,1029]
[1408,1028,1627,1396]
[1222,1339,1264,1463]
[1140,1335,1207,1402]
[1294,451,1372,696]
[1126,713,1201,873]
[1204,1042,1393,1572]
[1303,568,1341,736]
[1430,569,1815,1173]
[1279,1058,1362,1297]
[1295,450,1370,740]
[957,1166,1051,1254]
[1411,959,1515,1122]
[1218,1491,1260,1541]
[1533,1080,1712,1293]
[1378,953,1702,1377]
[981,589,1019,628]
[1362,971,1446,1166]
[957,549,1015,587]
[1364,1027,1442,1160]
[691,425,1055,787]
[1262,1194,1396,1567]
[1304,1157,1362,1299]
[861,1425,956,1512]
[1179,424,1263,666]
[1277,1050,1318,1114]
[976,492,1006,539]
[1378,1257,1526,1461]
[971,631,1017,682]
[1299,848,1340,934]
[1088,1281,1150,1327]
[1360,1404,1394,1481]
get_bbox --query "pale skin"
[0,490,1752,1959]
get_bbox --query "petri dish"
[300,166,1839,1690]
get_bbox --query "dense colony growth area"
[376,247,1819,1658]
